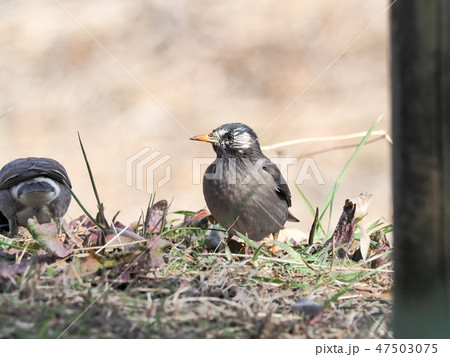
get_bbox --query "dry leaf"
[326,199,356,257]
[27,218,73,258]
[146,200,168,233]
[147,236,171,268]
[180,208,212,229]
[0,255,48,281]
[352,193,373,220]
[72,253,104,274]
[277,229,308,246]
[62,220,83,248]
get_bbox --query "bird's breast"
[11,177,60,207]
[202,158,288,240]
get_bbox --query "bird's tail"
[287,211,300,222]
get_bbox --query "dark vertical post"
[391,0,450,338]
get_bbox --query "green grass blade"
[134,213,142,234]
[382,224,393,234]
[295,184,326,236]
[235,232,271,257]
[224,244,232,261]
[0,239,39,253]
[295,184,316,217]
[171,210,196,216]
[63,181,107,232]
[367,219,381,231]
[325,285,350,305]
[77,132,109,229]
[251,243,266,262]
[142,194,155,238]
[272,240,316,271]
[320,114,384,232]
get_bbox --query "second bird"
[0,157,72,237]
[190,123,298,248]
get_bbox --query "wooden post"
[391,0,450,338]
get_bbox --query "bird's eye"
[225,133,233,142]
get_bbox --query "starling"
[0,157,72,237]
[190,123,298,252]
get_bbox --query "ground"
[0,208,393,339]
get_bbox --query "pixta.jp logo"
[126,147,172,194]
[192,157,325,185]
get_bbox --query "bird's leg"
[8,218,18,238]
[271,233,279,255]
[56,217,65,241]
[56,218,62,236]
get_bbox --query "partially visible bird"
[0,210,8,234]
[190,123,298,253]
[0,157,72,237]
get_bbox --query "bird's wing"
[262,159,292,207]
[0,173,29,189]
[42,168,71,187]
[0,158,71,190]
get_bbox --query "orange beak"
[189,133,218,144]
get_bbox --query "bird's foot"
[271,234,279,255]
[271,245,277,255]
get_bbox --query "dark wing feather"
[42,168,71,187]
[0,157,71,190]
[262,159,292,207]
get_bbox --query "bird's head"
[190,123,262,158]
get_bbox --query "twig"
[73,240,146,252]
[337,294,363,301]
[96,225,131,254]
[301,136,386,158]
[260,130,393,151]
[16,241,31,264]
[0,108,12,120]
[62,220,83,248]
[109,228,146,241]
[170,296,245,309]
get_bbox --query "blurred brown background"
[0,0,391,233]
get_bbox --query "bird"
[0,157,72,237]
[190,123,298,253]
